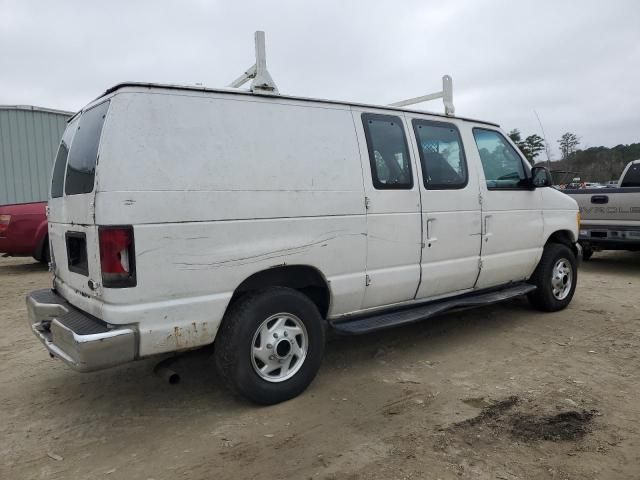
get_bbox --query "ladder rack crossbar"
[389,75,455,115]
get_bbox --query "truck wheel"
[528,243,577,312]
[37,240,50,265]
[214,287,326,405]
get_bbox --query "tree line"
[508,128,639,182]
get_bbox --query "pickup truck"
[0,201,49,264]
[564,160,640,259]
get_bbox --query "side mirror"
[531,166,553,188]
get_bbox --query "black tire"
[37,240,50,265]
[527,243,577,312]
[582,246,593,261]
[214,287,326,405]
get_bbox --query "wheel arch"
[230,265,332,318]
[545,229,579,257]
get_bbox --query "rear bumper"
[579,226,640,250]
[26,289,137,372]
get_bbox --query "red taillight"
[0,214,10,237]
[98,226,136,287]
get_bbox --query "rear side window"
[412,120,467,189]
[51,117,79,198]
[362,113,413,189]
[473,128,527,190]
[65,101,110,195]
[621,163,640,187]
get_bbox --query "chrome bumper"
[26,289,136,372]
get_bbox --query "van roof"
[98,82,500,128]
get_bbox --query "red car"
[0,201,49,264]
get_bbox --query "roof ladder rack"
[388,75,455,115]
[228,31,279,95]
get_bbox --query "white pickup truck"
[26,33,581,404]
[564,160,640,259]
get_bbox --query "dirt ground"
[1,252,639,480]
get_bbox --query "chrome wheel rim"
[551,258,573,300]
[251,313,308,383]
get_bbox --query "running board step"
[330,283,536,335]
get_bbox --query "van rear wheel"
[214,287,325,405]
[527,243,577,312]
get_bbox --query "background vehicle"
[0,201,49,263]
[25,33,580,405]
[565,159,640,259]
[0,105,71,265]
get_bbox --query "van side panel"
[92,92,367,356]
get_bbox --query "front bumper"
[26,289,136,372]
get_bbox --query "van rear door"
[48,100,110,299]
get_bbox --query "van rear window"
[51,117,79,198]
[64,101,109,196]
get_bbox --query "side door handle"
[484,215,493,241]
[591,195,608,204]
[426,218,437,243]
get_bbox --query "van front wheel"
[214,287,326,405]
[527,243,577,312]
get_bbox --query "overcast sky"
[1,0,639,158]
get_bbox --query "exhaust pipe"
[154,358,180,385]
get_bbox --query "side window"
[362,113,413,189]
[412,119,467,189]
[50,117,79,198]
[473,128,527,190]
[65,100,110,196]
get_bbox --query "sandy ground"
[1,251,639,480]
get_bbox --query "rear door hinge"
[478,258,483,270]
[365,196,371,210]
[478,192,483,206]
[365,274,371,286]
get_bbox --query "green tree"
[521,134,545,165]
[508,129,545,164]
[558,132,580,161]
[508,129,522,144]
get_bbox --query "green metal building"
[0,105,73,205]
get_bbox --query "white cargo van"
[26,35,581,404]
